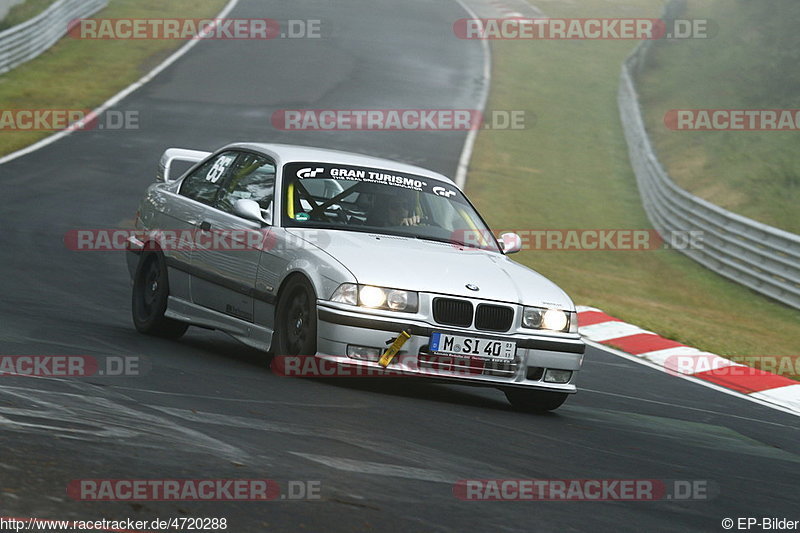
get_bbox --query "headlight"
[359,286,386,308]
[521,307,543,329]
[522,306,572,332]
[386,290,410,311]
[542,309,568,331]
[331,283,418,313]
[360,285,418,312]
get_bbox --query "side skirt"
[165,296,274,352]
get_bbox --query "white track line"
[6,0,480,185]
[0,0,242,166]
[451,0,544,189]
[452,0,492,189]
[584,339,800,418]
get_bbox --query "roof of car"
[225,143,457,187]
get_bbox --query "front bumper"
[125,234,145,279]
[316,302,585,392]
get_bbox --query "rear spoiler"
[157,148,212,183]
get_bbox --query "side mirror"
[233,199,269,225]
[499,232,522,254]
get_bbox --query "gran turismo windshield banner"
[283,162,461,199]
[280,161,498,251]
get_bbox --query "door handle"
[199,221,212,232]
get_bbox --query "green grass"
[0,0,228,155]
[465,0,800,362]
[637,0,800,234]
[0,0,58,31]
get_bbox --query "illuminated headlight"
[522,306,574,332]
[542,309,568,331]
[331,283,418,313]
[359,285,387,308]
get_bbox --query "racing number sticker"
[206,155,235,183]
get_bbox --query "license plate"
[429,332,516,360]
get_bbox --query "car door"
[156,150,238,300]
[189,151,276,322]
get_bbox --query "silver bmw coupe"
[127,143,585,411]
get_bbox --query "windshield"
[281,162,501,252]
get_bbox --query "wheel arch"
[275,271,318,307]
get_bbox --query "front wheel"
[274,276,317,357]
[131,253,188,339]
[504,389,569,413]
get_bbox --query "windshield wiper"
[408,234,494,250]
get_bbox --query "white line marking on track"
[585,339,800,418]
[452,0,492,189]
[0,385,250,458]
[0,0,242,166]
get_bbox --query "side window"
[179,151,238,205]
[217,154,276,223]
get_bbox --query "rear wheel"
[504,389,569,412]
[131,253,188,339]
[274,277,317,356]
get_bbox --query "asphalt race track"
[0,0,797,531]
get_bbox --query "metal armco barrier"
[0,0,107,74]
[618,0,800,310]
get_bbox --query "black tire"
[131,252,188,339]
[274,276,317,356]
[504,389,569,413]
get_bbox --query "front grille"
[475,304,514,332]
[432,298,473,327]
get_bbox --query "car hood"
[289,229,575,309]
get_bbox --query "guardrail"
[0,0,107,74]
[617,0,800,310]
